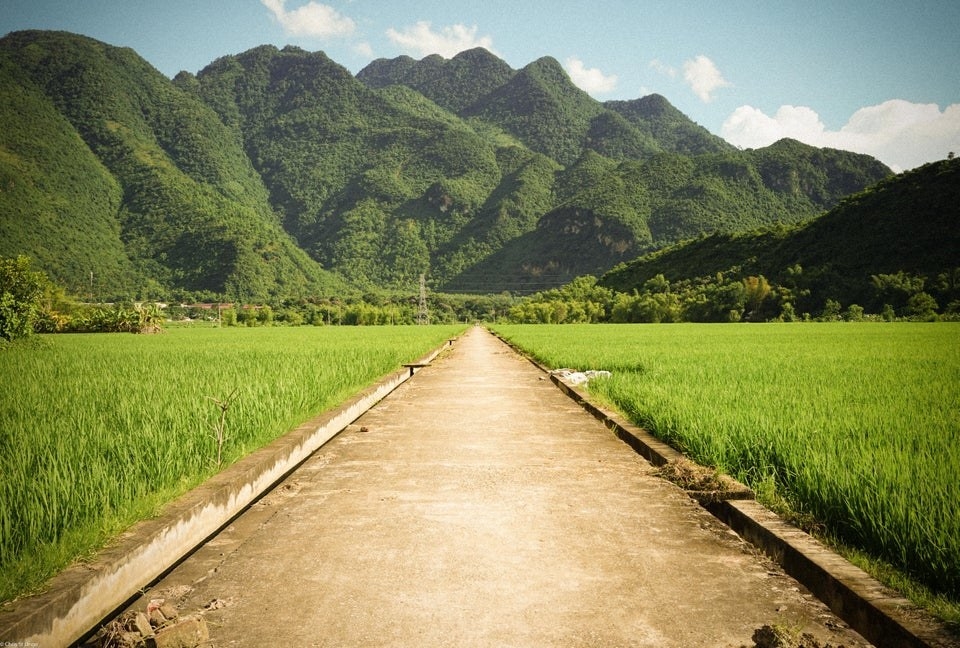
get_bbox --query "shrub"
[0,256,50,341]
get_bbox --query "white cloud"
[565,57,618,95]
[261,0,355,38]
[682,55,731,103]
[721,100,960,171]
[385,21,496,58]
[354,41,374,58]
[722,105,824,147]
[649,58,676,78]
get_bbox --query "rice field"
[493,322,960,601]
[0,325,464,602]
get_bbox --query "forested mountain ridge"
[357,51,733,163]
[599,157,960,318]
[1,30,893,300]
[604,94,731,157]
[356,47,515,114]
[0,30,345,300]
[185,43,890,292]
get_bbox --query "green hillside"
[447,143,893,292]
[1,31,895,300]
[0,53,134,297]
[460,56,605,166]
[185,44,514,288]
[0,31,344,301]
[604,94,733,156]
[356,47,515,114]
[600,157,960,317]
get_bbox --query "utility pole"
[417,274,429,325]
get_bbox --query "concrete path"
[131,327,869,647]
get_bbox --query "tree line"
[507,271,958,324]
[1,255,514,340]
[5,254,955,344]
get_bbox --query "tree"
[821,299,842,321]
[844,304,864,322]
[643,273,670,294]
[779,302,798,322]
[256,305,274,326]
[870,271,925,315]
[0,256,50,341]
[742,275,774,321]
[906,292,938,321]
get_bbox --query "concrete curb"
[0,341,452,647]
[547,373,754,503]
[706,499,957,648]
[493,331,957,648]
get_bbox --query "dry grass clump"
[654,457,726,492]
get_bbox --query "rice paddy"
[0,325,464,602]
[493,322,960,604]
[4,321,957,621]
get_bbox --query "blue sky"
[3,0,958,171]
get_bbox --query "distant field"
[493,323,960,601]
[0,325,465,602]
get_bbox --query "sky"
[3,1,959,172]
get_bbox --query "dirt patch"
[746,624,850,648]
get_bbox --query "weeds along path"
[106,326,870,647]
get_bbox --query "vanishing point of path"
[135,327,870,647]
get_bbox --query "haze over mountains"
[0,30,895,301]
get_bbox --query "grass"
[492,322,960,620]
[0,324,464,604]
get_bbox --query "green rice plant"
[493,323,960,603]
[0,325,464,602]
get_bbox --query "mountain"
[1,31,894,299]
[604,94,733,156]
[0,49,135,295]
[0,31,345,301]
[183,44,517,288]
[459,56,607,166]
[442,142,892,292]
[356,53,734,164]
[599,157,960,315]
[356,47,515,114]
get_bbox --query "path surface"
[133,327,869,647]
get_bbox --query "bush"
[907,292,939,321]
[0,256,50,341]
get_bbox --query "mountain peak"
[635,94,675,116]
[604,95,733,156]
[521,55,567,80]
[451,47,502,64]
[356,48,514,114]
[605,94,681,121]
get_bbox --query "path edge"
[491,328,957,648]
[0,340,454,646]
